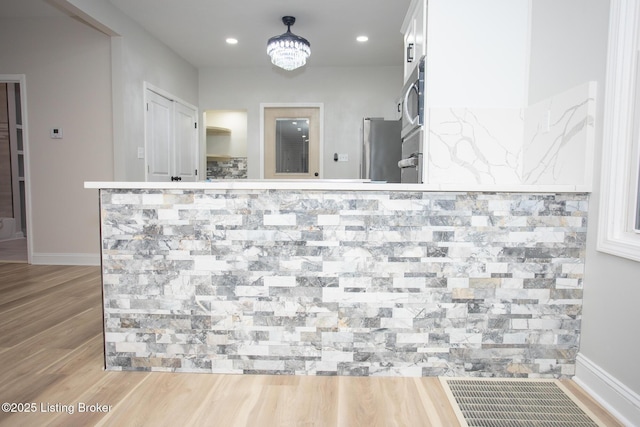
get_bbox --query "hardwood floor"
[0,264,623,427]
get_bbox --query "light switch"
[137,147,145,159]
[50,128,63,139]
[338,153,349,162]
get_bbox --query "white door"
[174,101,198,182]
[145,88,199,182]
[146,90,172,182]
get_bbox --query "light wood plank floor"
[0,264,623,427]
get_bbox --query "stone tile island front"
[87,181,588,378]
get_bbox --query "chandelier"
[267,16,311,71]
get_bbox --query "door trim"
[0,74,31,264]
[260,103,324,179]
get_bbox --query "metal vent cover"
[439,378,606,427]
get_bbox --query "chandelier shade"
[267,16,311,71]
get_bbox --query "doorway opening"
[0,76,29,263]
[204,110,247,180]
[261,104,323,179]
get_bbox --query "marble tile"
[100,190,588,379]
[206,157,247,179]
[428,108,524,185]
[523,82,597,186]
[426,82,596,187]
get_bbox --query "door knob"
[314,172,319,177]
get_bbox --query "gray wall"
[529,0,640,417]
[0,0,200,263]
[527,0,610,105]
[0,16,112,263]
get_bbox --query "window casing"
[597,0,640,262]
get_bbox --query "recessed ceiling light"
[226,38,238,45]
[356,35,369,42]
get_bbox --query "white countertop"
[84,180,590,193]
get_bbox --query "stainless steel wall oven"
[399,57,425,183]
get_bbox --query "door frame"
[0,74,32,264]
[260,103,324,179]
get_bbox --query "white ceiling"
[0,0,412,69]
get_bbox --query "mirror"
[275,118,309,174]
[204,110,247,179]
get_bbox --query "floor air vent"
[439,378,606,427]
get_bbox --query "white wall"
[0,0,199,263]
[61,0,199,181]
[427,0,530,107]
[0,17,113,263]
[199,66,402,179]
[530,0,640,422]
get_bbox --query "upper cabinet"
[401,0,427,82]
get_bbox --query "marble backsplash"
[206,157,247,179]
[100,189,588,378]
[427,82,596,187]
[522,84,596,185]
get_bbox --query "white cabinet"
[401,0,426,82]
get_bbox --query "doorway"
[262,105,323,179]
[204,110,247,180]
[0,76,29,263]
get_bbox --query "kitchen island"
[86,181,588,378]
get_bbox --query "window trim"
[597,0,640,262]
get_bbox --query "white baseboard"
[574,353,640,426]
[31,252,100,266]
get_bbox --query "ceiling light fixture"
[267,16,311,71]
[356,36,369,42]
[226,38,238,45]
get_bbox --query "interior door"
[145,89,198,182]
[146,90,172,182]
[174,101,198,182]
[264,107,321,179]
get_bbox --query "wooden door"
[264,107,321,179]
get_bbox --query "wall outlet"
[50,128,63,139]
[338,153,349,162]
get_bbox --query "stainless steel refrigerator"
[360,118,402,183]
